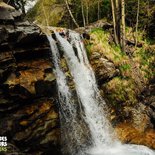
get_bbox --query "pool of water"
[86,144,155,155]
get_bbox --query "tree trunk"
[42,1,49,26]
[65,0,79,28]
[116,0,121,43]
[81,0,86,27]
[97,1,100,20]
[111,0,119,45]
[121,0,125,52]
[135,0,140,47]
[86,3,89,25]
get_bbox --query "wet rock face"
[141,80,155,129]
[90,52,119,85]
[112,82,155,150]
[0,3,61,155]
[115,123,155,149]
[0,2,22,24]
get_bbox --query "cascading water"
[54,31,115,146]
[47,30,155,155]
[47,35,89,155]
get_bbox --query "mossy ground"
[86,28,155,107]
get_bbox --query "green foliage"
[134,47,155,80]
[87,28,154,107]
[112,44,125,57]
[27,0,65,26]
[146,38,155,45]
[101,0,111,19]
[126,0,155,39]
[26,0,112,27]
[26,0,155,40]
[91,27,103,33]
[119,64,131,72]
[85,43,93,57]
[103,77,137,106]
[26,0,40,21]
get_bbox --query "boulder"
[115,123,155,149]
[0,2,22,23]
[90,52,119,85]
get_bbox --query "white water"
[25,0,38,12]
[55,31,114,147]
[47,35,90,155]
[47,35,74,117]
[47,31,155,155]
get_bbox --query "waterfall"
[54,31,115,146]
[47,30,155,155]
[25,0,38,12]
[47,35,89,155]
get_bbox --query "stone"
[0,2,22,23]
[90,52,119,85]
[115,123,155,149]
[0,3,60,154]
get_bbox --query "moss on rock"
[87,27,155,112]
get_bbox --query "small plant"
[85,44,93,57]
[119,64,131,72]
[103,77,137,106]
[91,28,103,33]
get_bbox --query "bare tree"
[65,0,79,28]
[86,3,89,25]
[111,0,126,51]
[97,0,100,20]
[135,0,140,47]
[81,0,86,27]
[42,0,49,26]
[121,0,126,52]
[116,0,121,43]
[111,0,119,45]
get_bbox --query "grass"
[86,28,154,107]
[103,77,137,106]
[119,64,131,72]
[133,46,155,81]
[87,28,129,66]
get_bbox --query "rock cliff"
[0,3,61,155]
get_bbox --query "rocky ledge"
[0,3,61,155]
